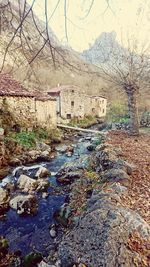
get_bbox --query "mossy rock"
[0,236,9,255]
[23,252,42,267]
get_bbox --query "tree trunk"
[127,91,139,136]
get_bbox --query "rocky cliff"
[0,0,108,98]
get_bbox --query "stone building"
[47,85,85,119]
[0,74,57,129]
[85,95,107,117]
[47,84,107,120]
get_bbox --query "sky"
[27,0,150,52]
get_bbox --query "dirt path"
[107,130,150,225]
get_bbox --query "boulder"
[9,194,38,215]
[0,168,10,180]
[38,261,55,267]
[12,164,46,178]
[28,150,40,159]
[9,158,22,167]
[59,192,150,267]
[91,144,120,172]
[35,166,50,178]
[123,161,137,175]
[42,192,49,199]
[56,171,82,184]
[36,142,51,152]
[66,151,72,157]
[0,188,9,203]
[57,155,89,176]
[66,145,74,153]
[0,187,10,214]
[55,145,68,153]
[40,150,50,158]
[23,252,42,266]
[17,175,37,192]
[0,128,4,136]
[86,144,95,151]
[56,156,89,184]
[49,224,57,238]
[36,179,49,192]
[101,168,131,186]
[54,204,72,227]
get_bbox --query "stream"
[0,132,94,257]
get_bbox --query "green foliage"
[68,115,97,128]
[0,99,16,133]
[118,116,130,124]
[23,252,42,267]
[34,127,49,140]
[13,131,37,148]
[92,135,103,147]
[4,127,62,148]
[107,102,129,123]
[0,237,8,251]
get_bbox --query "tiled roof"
[36,95,56,101]
[47,85,106,99]
[0,74,35,97]
[0,74,56,101]
[47,85,80,93]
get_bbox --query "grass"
[4,127,62,148]
[106,102,129,123]
[4,131,37,148]
[68,115,97,128]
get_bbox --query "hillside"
[82,31,119,64]
[0,0,111,99]
[81,31,150,110]
[0,1,149,111]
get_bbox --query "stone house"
[47,84,107,120]
[47,85,85,119]
[0,74,57,130]
[85,95,107,117]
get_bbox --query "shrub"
[140,111,150,127]
[13,131,37,148]
[68,115,97,128]
[107,102,128,123]
[47,128,63,143]
[34,127,48,140]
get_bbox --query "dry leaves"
[107,130,150,225]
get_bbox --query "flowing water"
[0,133,92,256]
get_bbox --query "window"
[103,108,105,113]
[67,114,71,119]
[71,101,74,107]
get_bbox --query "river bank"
[58,130,150,267]
[0,129,102,266]
[0,128,150,267]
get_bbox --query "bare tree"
[95,35,150,135]
[0,0,80,73]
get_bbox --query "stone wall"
[0,96,57,129]
[60,89,85,119]
[59,89,107,119]
[85,96,107,117]
[0,96,35,128]
[36,99,57,128]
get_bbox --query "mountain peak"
[81,31,118,64]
